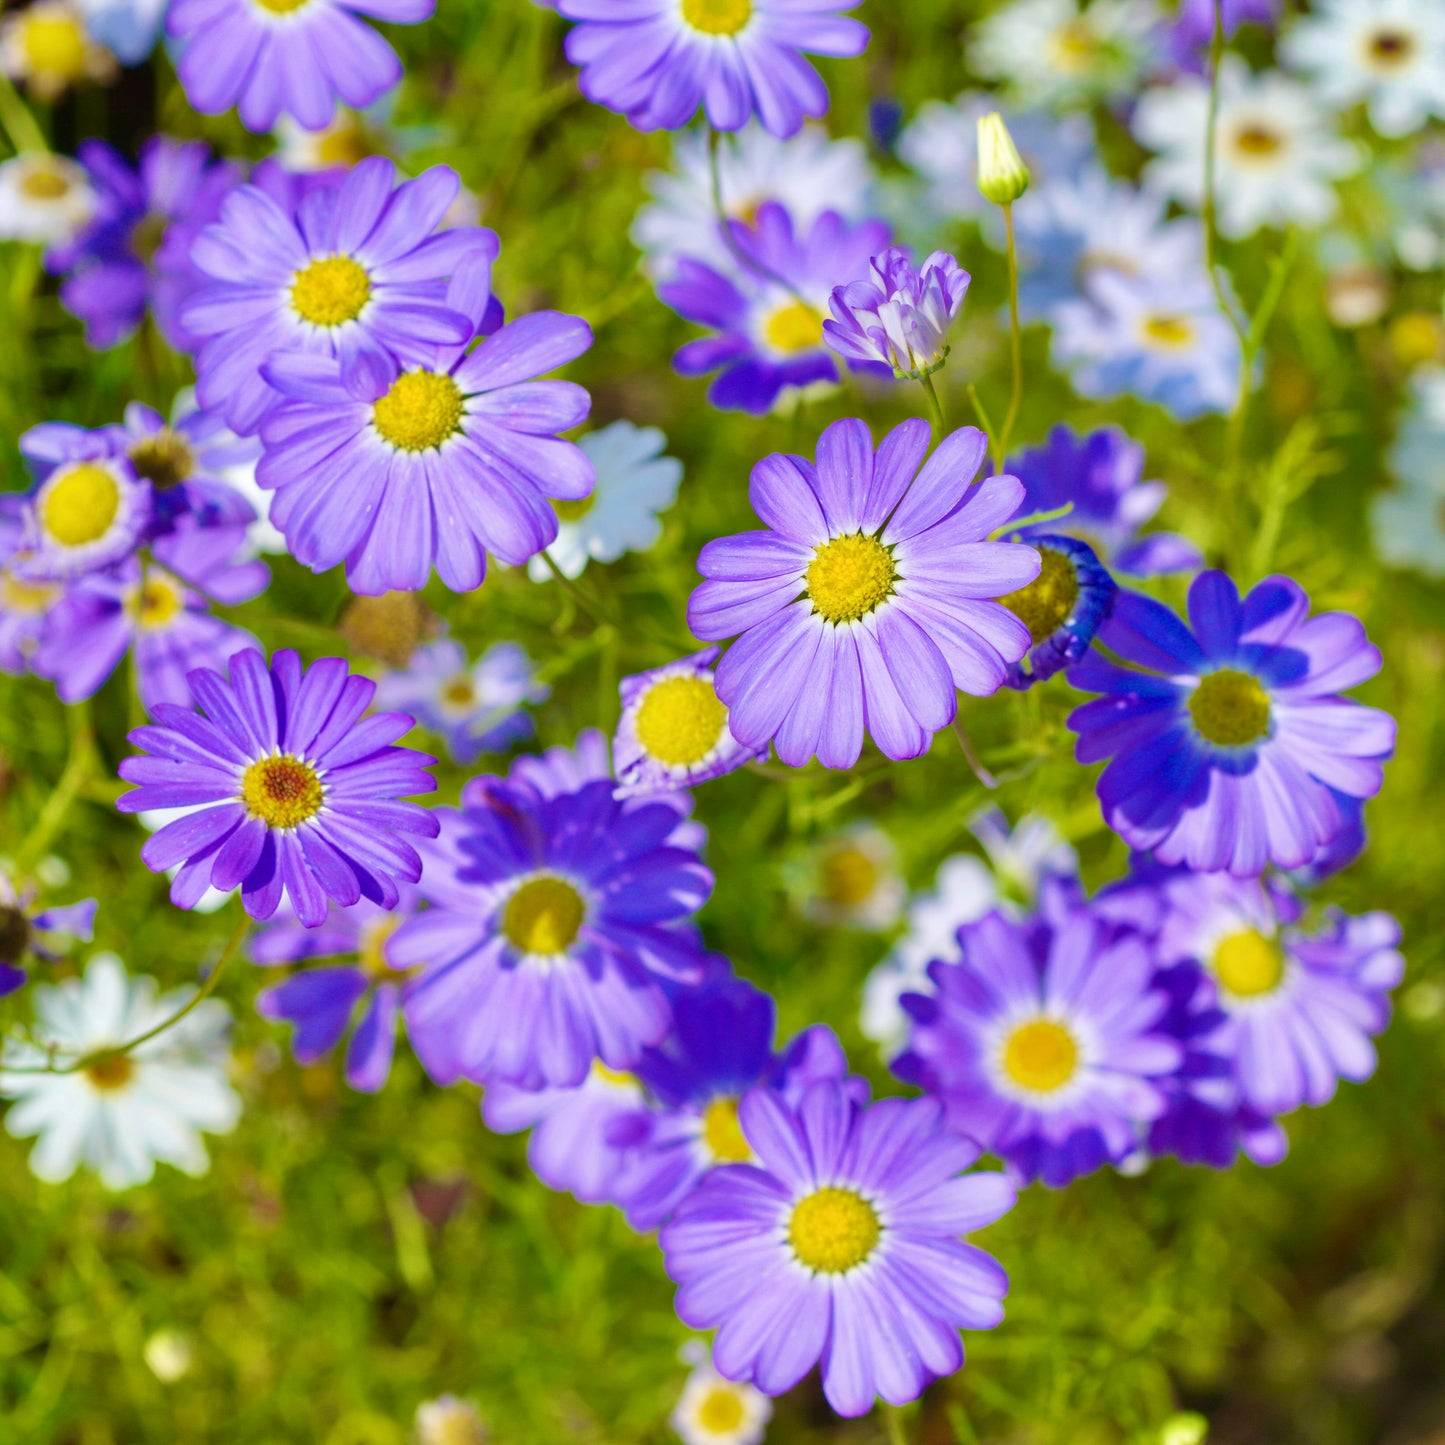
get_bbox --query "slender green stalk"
[995,202,1025,464]
[14,701,95,878]
[952,715,999,790]
[707,126,809,302]
[919,372,947,437]
[0,70,47,156]
[883,1404,911,1445]
[966,384,999,473]
[540,548,618,630]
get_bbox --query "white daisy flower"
[969,0,1160,110]
[1281,0,1445,140]
[632,122,872,281]
[415,1395,488,1445]
[0,953,240,1190]
[1372,367,1445,578]
[0,0,114,102]
[526,421,683,582]
[1134,58,1362,239]
[671,1348,771,1445]
[803,824,905,932]
[971,807,1078,905]
[274,111,388,173]
[0,152,95,245]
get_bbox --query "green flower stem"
[883,1403,912,1445]
[920,371,947,438]
[0,70,47,157]
[967,383,999,473]
[995,200,1025,467]
[13,701,95,879]
[706,126,810,303]
[952,714,999,790]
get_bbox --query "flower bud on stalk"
[976,112,1031,206]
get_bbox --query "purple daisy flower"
[11,452,151,583]
[1068,572,1396,876]
[44,137,240,351]
[823,247,970,380]
[688,417,1039,767]
[0,501,60,674]
[1006,425,1202,577]
[374,637,547,765]
[257,267,594,594]
[614,646,763,797]
[1167,0,1278,72]
[661,202,890,415]
[251,888,421,1091]
[167,0,435,135]
[0,869,96,997]
[117,647,439,926]
[658,1079,1015,1417]
[556,0,869,138]
[895,909,1182,1187]
[184,156,497,436]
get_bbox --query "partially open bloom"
[824,247,969,379]
[118,648,439,925]
[689,418,1039,766]
[1068,572,1396,875]
[995,533,1117,689]
[659,1080,1015,1416]
[0,152,95,245]
[0,869,96,997]
[555,0,869,139]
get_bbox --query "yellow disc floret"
[84,1053,134,1091]
[763,299,824,354]
[1212,929,1285,1000]
[19,12,88,83]
[19,165,71,200]
[695,1385,747,1433]
[372,370,465,453]
[1001,1018,1079,1094]
[1,569,58,616]
[1141,314,1196,349]
[254,0,314,17]
[702,1096,751,1163]
[997,545,1078,645]
[39,462,122,549]
[1188,669,1271,748]
[1231,124,1282,158]
[358,917,401,982]
[502,876,585,956]
[820,845,878,907]
[290,254,372,327]
[635,674,728,768]
[805,532,897,624]
[132,572,184,631]
[681,0,753,37]
[241,754,325,830]
[788,1187,882,1274]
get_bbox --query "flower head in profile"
[824,247,970,380]
[118,648,439,925]
[689,418,1039,766]
[0,869,96,997]
[0,1,114,101]
[1068,572,1395,876]
[994,533,1117,689]
[0,152,94,245]
[555,0,869,139]
[672,1342,772,1445]
[659,1080,1015,1416]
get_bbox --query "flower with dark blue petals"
[0,869,96,997]
[1068,572,1395,876]
[994,533,1116,689]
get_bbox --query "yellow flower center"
[591,1061,635,1088]
[1366,28,1414,66]
[696,1385,747,1433]
[681,0,753,37]
[442,677,475,709]
[1231,124,1282,158]
[634,674,728,768]
[1047,18,1102,72]
[19,13,88,80]
[358,917,400,982]
[788,1187,882,1274]
[130,212,167,265]
[18,165,72,200]
[131,572,184,631]
[820,845,878,907]
[997,544,1078,645]
[763,299,824,354]
[372,371,465,453]
[290,254,372,327]
[315,121,377,168]
[1001,1018,1079,1094]
[1,568,57,616]
[1141,314,1196,350]
[253,0,313,14]
[1212,928,1285,1000]
[39,462,122,549]
[552,494,596,522]
[1389,311,1443,367]
[1188,669,1271,748]
[702,1096,751,1163]
[501,876,585,956]
[805,532,896,624]
[241,754,325,830]
[128,429,195,490]
[85,1053,135,1092]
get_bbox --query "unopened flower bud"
[977,112,1031,206]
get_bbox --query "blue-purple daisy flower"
[12,453,151,582]
[117,647,439,926]
[555,0,869,138]
[659,1079,1015,1417]
[660,202,890,415]
[0,502,59,674]
[0,870,96,997]
[1068,572,1396,876]
[895,908,1182,1187]
[688,418,1039,766]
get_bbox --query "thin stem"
[14,702,95,878]
[966,384,999,473]
[996,202,1025,465]
[919,372,947,438]
[540,549,618,630]
[952,715,999,790]
[883,1404,911,1445]
[0,70,47,156]
[1202,0,1248,345]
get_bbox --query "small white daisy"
[415,1395,488,1445]
[1281,0,1445,140]
[526,420,683,582]
[1134,57,1362,239]
[0,953,240,1190]
[0,151,95,245]
[0,0,114,102]
[671,1346,771,1445]
[802,825,905,931]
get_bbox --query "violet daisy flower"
[183,156,497,436]
[555,0,869,139]
[44,137,239,351]
[895,909,1182,1187]
[659,1079,1015,1416]
[117,647,439,926]
[1005,424,1202,577]
[614,646,763,796]
[167,0,435,135]
[0,502,59,674]
[1068,571,1396,876]
[823,247,970,380]
[688,418,1039,767]
[13,453,150,582]
[661,202,890,415]
[0,869,96,997]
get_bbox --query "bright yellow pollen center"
[696,1386,747,1433]
[290,254,372,327]
[241,754,325,830]
[820,845,878,907]
[316,123,375,167]
[2,569,57,615]
[702,1096,751,1163]
[1142,314,1196,349]
[372,370,465,453]
[805,532,896,624]
[1002,1018,1079,1094]
[20,15,87,78]
[552,494,596,522]
[998,545,1079,645]
[681,0,753,37]
[788,1187,881,1274]
[635,675,728,768]
[358,917,400,981]
[132,574,184,631]
[592,1061,635,1088]
[39,463,121,548]
[1189,669,1271,747]
[1232,124,1282,158]
[502,876,585,956]
[128,429,195,489]
[442,677,475,708]
[1048,18,1102,71]
[763,299,824,354]
[85,1053,134,1091]
[19,167,71,200]
[1213,929,1285,1000]
[254,0,313,14]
